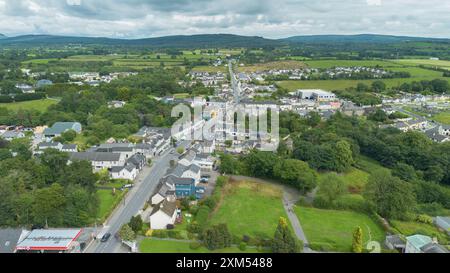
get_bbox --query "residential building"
[110,165,138,180]
[151,182,176,205]
[44,122,82,139]
[36,79,53,89]
[1,131,25,141]
[69,152,126,171]
[149,200,178,230]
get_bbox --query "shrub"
[152,230,169,238]
[416,214,433,225]
[239,242,247,251]
[189,242,202,250]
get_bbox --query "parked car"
[200,177,209,183]
[122,184,134,189]
[101,233,112,243]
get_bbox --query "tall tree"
[272,217,302,253]
[352,226,363,253]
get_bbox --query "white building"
[149,200,178,230]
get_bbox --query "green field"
[277,77,450,91]
[191,65,227,73]
[97,189,127,222]
[318,168,370,194]
[391,220,449,245]
[238,60,306,73]
[139,239,266,253]
[303,60,402,69]
[432,111,450,125]
[0,99,58,112]
[394,59,450,70]
[295,206,385,252]
[209,180,289,239]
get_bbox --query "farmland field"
[295,206,385,252]
[0,99,58,112]
[394,59,450,70]
[277,77,450,91]
[303,59,402,69]
[237,60,306,72]
[209,179,289,239]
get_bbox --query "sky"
[0,0,449,39]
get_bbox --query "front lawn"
[139,238,266,253]
[390,220,449,245]
[209,180,289,240]
[97,189,127,222]
[295,206,385,252]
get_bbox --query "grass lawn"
[319,168,369,194]
[390,220,449,245]
[356,156,390,175]
[0,99,58,112]
[209,180,288,239]
[97,189,127,222]
[295,206,385,252]
[431,111,450,125]
[191,65,227,73]
[139,239,267,253]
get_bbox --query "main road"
[86,142,189,253]
[228,59,241,104]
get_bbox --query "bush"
[416,214,433,225]
[168,230,182,239]
[152,230,169,238]
[189,242,202,250]
[309,242,335,252]
[187,222,201,234]
[239,242,247,251]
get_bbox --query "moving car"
[101,233,112,243]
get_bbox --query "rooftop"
[15,229,82,251]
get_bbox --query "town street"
[85,142,189,253]
[229,59,241,104]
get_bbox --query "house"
[0,229,27,253]
[1,131,26,141]
[15,229,83,253]
[37,142,78,153]
[149,199,178,230]
[108,100,126,109]
[44,122,82,138]
[193,154,215,171]
[168,163,201,185]
[15,83,35,93]
[62,144,78,153]
[384,234,406,252]
[127,153,146,170]
[110,165,138,180]
[36,79,53,89]
[151,182,176,205]
[434,216,450,235]
[405,234,449,253]
[178,149,197,166]
[198,140,216,154]
[163,175,196,198]
[69,152,126,171]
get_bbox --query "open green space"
[393,59,450,70]
[294,206,385,252]
[0,99,58,112]
[97,188,127,222]
[209,180,289,239]
[139,238,266,253]
[303,60,402,69]
[390,220,449,245]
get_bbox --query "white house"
[151,183,176,205]
[69,152,126,171]
[193,154,214,171]
[170,163,201,185]
[178,149,197,167]
[149,200,178,230]
[110,165,138,180]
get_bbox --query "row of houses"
[148,143,215,230]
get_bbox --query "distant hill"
[0,34,283,48]
[0,34,6,39]
[282,34,450,44]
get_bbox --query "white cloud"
[0,0,448,38]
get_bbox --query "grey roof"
[39,142,61,148]
[0,229,24,253]
[163,175,195,186]
[110,164,136,173]
[386,235,405,246]
[44,122,81,136]
[170,164,189,177]
[62,144,77,150]
[187,164,201,174]
[1,131,24,138]
[179,150,196,162]
[155,182,175,197]
[95,147,134,153]
[150,199,177,217]
[421,243,449,253]
[127,154,146,167]
[15,229,82,251]
[69,152,121,162]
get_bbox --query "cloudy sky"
[0,0,449,39]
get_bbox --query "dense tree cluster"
[0,141,99,227]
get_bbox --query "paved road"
[228,59,241,104]
[85,143,189,253]
[282,192,314,253]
